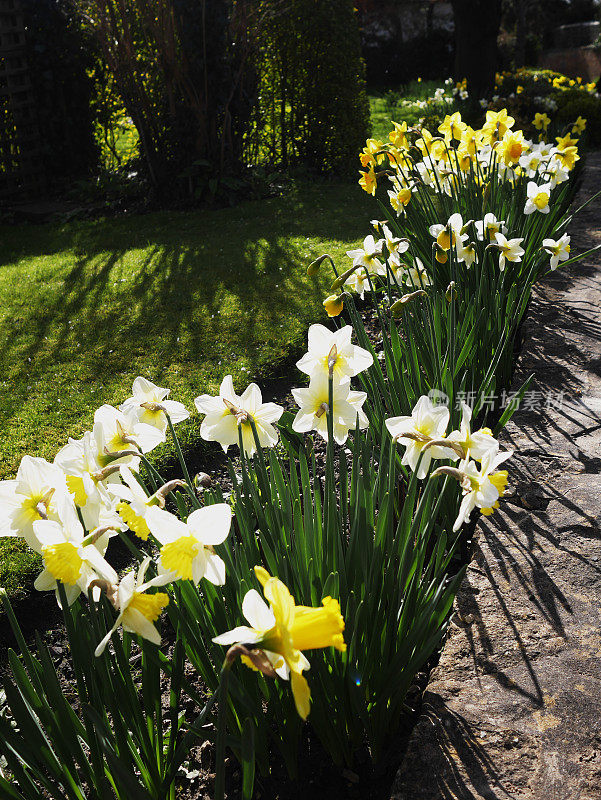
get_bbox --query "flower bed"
[0,107,599,799]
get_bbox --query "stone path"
[391,153,601,800]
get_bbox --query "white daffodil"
[428,212,464,252]
[519,150,545,178]
[546,157,570,187]
[385,395,457,479]
[291,374,368,444]
[55,431,121,531]
[445,402,498,462]
[120,377,189,435]
[405,257,431,288]
[345,235,386,276]
[494,232,525,271]
[388,251,408,284]
[93,405,164,463]
[0,456,77,551]
[94,557,170,656]
[344,266,371,298]
[475,213,506,242]
[524,180,552,215]
[107,465,162,541]
[381,225,409,257]
[448,449,513,531]
[542,234,571,270]
[33,518,118,608]
[296,324,373,382]
[195,376,283,457]
[456,238,477,267]
[147,504,231,586]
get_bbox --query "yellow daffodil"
[497,130,525,166]
[213,567,346,719]
[533,112,550,130]
[482,108,515,143]
[572,116,586,134]
[389,120,409,150]
[555,132,579,150]
[359,167,377,195]
[438,112,466,143]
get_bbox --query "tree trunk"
[451,0,502,100]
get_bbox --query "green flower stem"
[165,412,201,509]
[214,658,233,800]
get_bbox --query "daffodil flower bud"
[323,294,344,317]
[445,281,457,302]
[390,290,426,317]
[306,254,331,277]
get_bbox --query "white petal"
[187,503,232,545]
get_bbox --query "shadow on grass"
[0,183,372,470]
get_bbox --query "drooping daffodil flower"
[213,566,346,720]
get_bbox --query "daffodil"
[388,186,412,214]
[93,405,164,464]
[195,376,283,457]
[542,234,570,269]
[0,456,77,551]
[428,212,464,252]
[359,167,377,195]
[107,465,162,541]
[482,108,515,143]
[213,566,346,720]
[553,145,579,171]
[147,503,231,586]
[345,235,385,276]
[119,377,189,435]
[475,213,506,242]
[385,396,457,479]
[94,557,170,656]
[54,431,122,531]
[555,132,579,151]
[436,449,513,531]
[533,112,550,131]
[572,116,586,134]
[445,402,497,461]
[497,129,525,166]
[381,225,409,257]
[296,324,373,382]
[33,518,118,608]
[389,120,409,150]
[323,294,345,316]
[438,112,466,142]
[494,232,525,271]
[404,257,431,287]
[291,374,368,444]
[344,267,370,298]
[524,180,552,215]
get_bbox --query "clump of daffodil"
[213,566,346,720]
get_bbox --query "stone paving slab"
[391,154,601,800]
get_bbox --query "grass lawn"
[369,79,442,140]
[0,181,373,596]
